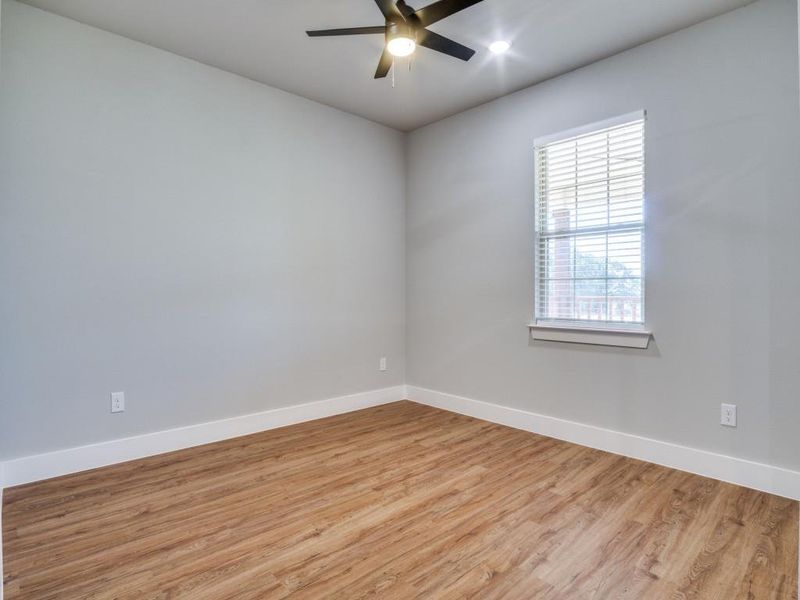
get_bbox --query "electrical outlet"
[379,357,387,372]
[111,391,125,413]
[720,403,736,427]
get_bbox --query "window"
[533,112,649,346]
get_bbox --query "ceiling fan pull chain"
[392,59,396,88]
[410,32,416,72]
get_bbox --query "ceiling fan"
[306,0,486,79]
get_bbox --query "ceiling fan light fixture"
[387,36,416,57]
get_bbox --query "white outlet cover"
[379,357,387,372]
[111,391,125,413]
[720,403,737,427]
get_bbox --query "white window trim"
[533,110,646,147]
[529,323,652,349]
[532,110,650,348]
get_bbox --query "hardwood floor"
[2,401,798,599]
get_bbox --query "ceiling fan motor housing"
[386,20,416,43]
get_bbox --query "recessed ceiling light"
[489,40,511,55]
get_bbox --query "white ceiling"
[19,0,754,131]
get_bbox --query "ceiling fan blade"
[307,26,387,37]
[413,0,485,27]
[374,47,393,78]
[417,29,475,61]
[374,0,403,20]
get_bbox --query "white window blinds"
[535,113,645,328]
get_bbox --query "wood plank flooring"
[3,401,798,599]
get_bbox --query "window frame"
[530,110,652,348]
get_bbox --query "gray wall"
[0,1,406,459]
[406,0,800,470]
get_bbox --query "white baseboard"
[0,385,405,489]
[406,385,800,501]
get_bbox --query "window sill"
[529,323,652,349]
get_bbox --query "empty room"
[1,0,799,598]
